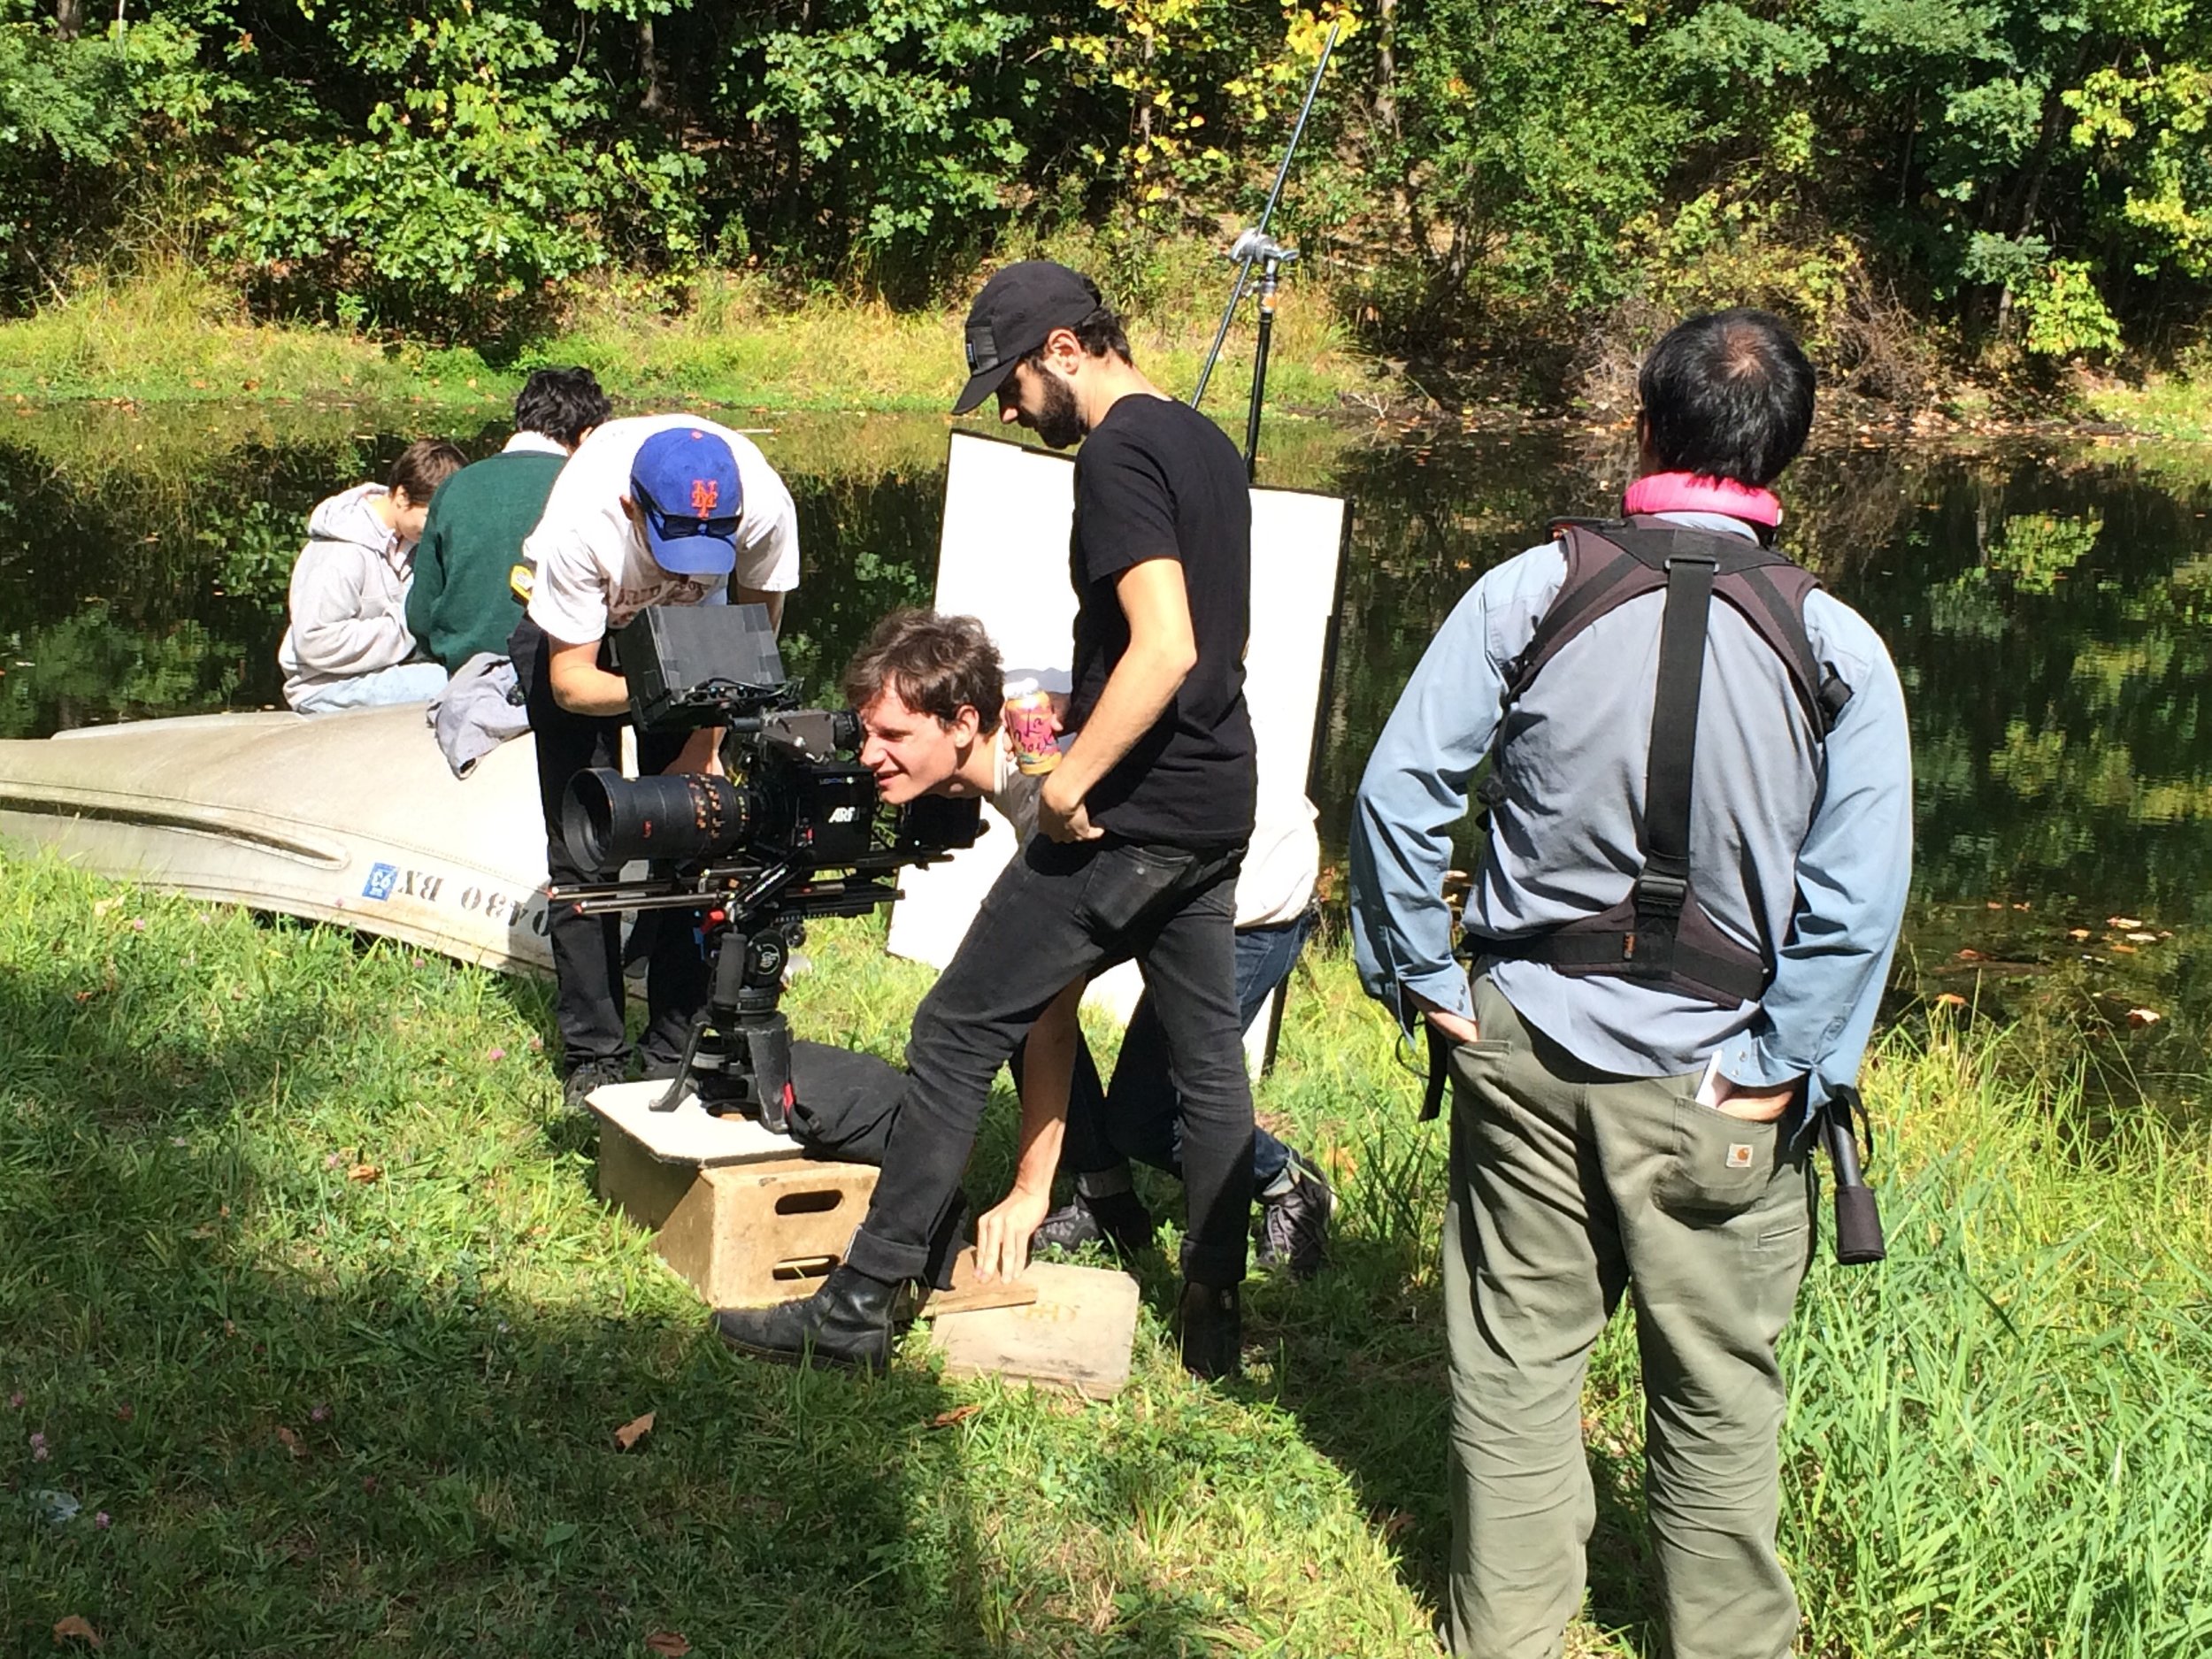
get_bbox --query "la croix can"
[1002,679,1061,776]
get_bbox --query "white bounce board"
[887,428,1347,1060]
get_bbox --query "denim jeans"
[290,659,449,712]
[510,617,709,1072]
[1056,906,1317,1189]
[843,833,1256,1289]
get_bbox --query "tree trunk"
[1137,30,1154,149]
[54,0,84,41]
[1374,0,1402,142]
[639,16,668,117]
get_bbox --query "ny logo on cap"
[690,479,720,516]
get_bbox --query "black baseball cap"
[953,261,1104,415]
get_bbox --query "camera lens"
[563,768,752,872]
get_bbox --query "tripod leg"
[653,926,742,1112]
[743,1012,795,1134]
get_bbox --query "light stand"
[1234,230,1298,483]
[1189,19,1338,483]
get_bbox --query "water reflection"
[4,409,2209,1107]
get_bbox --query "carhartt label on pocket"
[1726,1143,1755,1169]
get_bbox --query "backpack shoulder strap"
[1715,557,1855,733]
[1502,520,1664,704]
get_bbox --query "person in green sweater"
[405,367,615,672]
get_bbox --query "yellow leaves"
[1284,6,1357,61]
[613,1411,656,1451]
[53,1617,102,1648]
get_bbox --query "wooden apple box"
[588,1079,1141,1394]
[588,1079,885,1306]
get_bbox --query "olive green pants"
[1442,977,1814,1659]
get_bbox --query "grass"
[2084,366,2212,444]
[0,261,1392,420]
[1,856,2208,1655]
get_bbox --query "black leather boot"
[1176,1279,1241,1380]
[712,1265,902,1372]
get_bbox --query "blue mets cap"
[629,426,743,576]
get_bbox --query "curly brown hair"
[841,609,1004,733]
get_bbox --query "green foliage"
[0,16,209,282]
[211,7,703,333]
[740,0,1039,289]
[0,0,2200,374]
[2015,257,2123,356]
[1365,0,1695,318]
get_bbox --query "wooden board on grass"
[925,1261,1141,1399]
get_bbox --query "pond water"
[4,406,2208,1113]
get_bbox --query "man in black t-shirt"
[713,261,1260,1379]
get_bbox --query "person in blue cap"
[508,415,802,1110]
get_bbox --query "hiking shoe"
[1029,1188,1156,1260]
[1255,1149,1334,1279]
[560,1057,628,1116]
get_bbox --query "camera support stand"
[657,913,805,1127]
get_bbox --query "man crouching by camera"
[715,261,1259,1380]
[510,416,801,1112]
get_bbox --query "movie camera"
[549,604,981,1127]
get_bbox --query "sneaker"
[1029,1188,1156,1260]
[560,1057,628,1116]
[1255,1148,1334,1279]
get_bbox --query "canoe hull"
[0,705,558,974]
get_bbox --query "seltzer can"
[1002,679,1061,776]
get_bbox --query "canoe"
[0,703,560,973]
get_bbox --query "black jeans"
[1056,908,1316,1187]
[510,616,710,1072]
[843,833,1256,1289]
[780,1040,968,1290]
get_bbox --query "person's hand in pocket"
[1709,1073,1800,1122]
[1406,987,1479,1047]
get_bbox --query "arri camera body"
[551,603,981,1127]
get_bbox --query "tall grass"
[1785,1027,2212,1656]
[0,261,1389,418]
[1,858,2206,1655]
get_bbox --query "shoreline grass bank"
[0,265,1385,420]
[3,857,2208,1655]
[4,266,2208,447]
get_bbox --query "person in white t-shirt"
[508,416,802,1110]
[834,608,1335,1279]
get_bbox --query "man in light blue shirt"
[1350,310,1911,1659]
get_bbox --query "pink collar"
[1623,472,1782,527]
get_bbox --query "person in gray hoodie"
[280,438,466,712]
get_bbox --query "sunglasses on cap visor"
[635,488,741,541]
